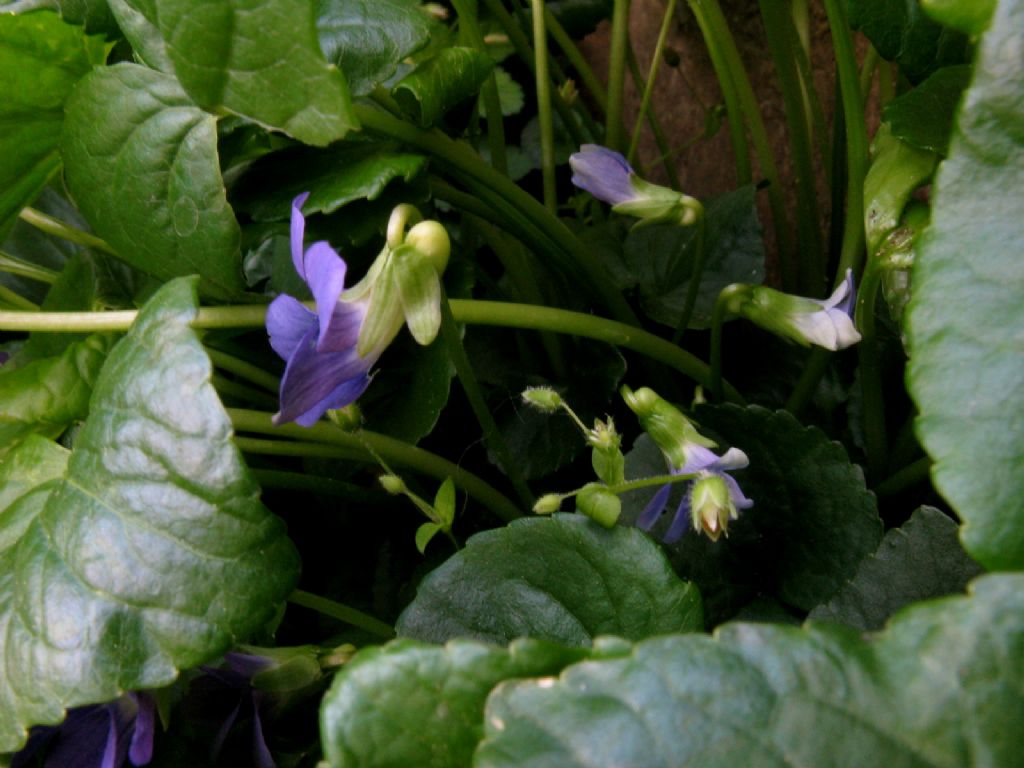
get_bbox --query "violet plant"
[0,0,1021,765]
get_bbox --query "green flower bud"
[533,493,563,515]
[379,474,407,495]
[689,473,737,542]
[327,403,362,430]
[575,483,621,528]
[521,386,564,412]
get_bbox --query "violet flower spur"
[12,693,156,768]
[737,268,862,351]
[569,144,700,226]
[265,193,375,427]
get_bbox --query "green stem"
[824,0,867,281]
[227,409,524,522]
[477,0,589,145]
[0,285,38,311]
[627,0,677,165]
[625,44,681,188]
[251,468,386,503]
[672,204,706,344]
[785,348,829,414]
[288,589,394,639]
[544,6,607,114]
[354,105,638,326]
[564,471,698,501]
[452,0,507,174]
[696,0,791,273]
[205,346,280,393]
[439,288,534,508]
[859,44,880,102]
[709,284,749,402]
[605,0,631,150]
[873,457,931,498]
[0,300,743,402]
[679,1,750,183]
[212,374,278,409]
[759,0,824,293]
[19,207,118,255]
[0,250,58,284]
[450,299,744,403]
[855,262,887,479]
[531,0,557,212]
[234,436,363,461]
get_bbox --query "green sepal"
[355,258,403,358]
[392,242,442,347]
[621,385,716,468]
[592,444,625,486]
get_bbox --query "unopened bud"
[405,220,451,275]
[533,494,563,515]
[575,484,621,528]
[522,386,563,412]
[621,385,716,468]
[689,473,736,542]
[379,474,406,495]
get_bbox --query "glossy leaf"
[810,506,983,630]
[0,278,300,751]
[0,333,110,457]
[154,0,357,146]
[0,436,69,550]
[393,46,494,127]
[321,638,592,768]
[477,574,1024,767]
[883,65,971,156]
[106,0,172,71]
[622,406,882,622]
[234,144,429,223]
[622,185,765,329]
[908,0,1024,571]
[316,0,433,97]
[0,11,104,231]
[3,0,120,35]
[62,64,245,301]
[396,514,703,646]
[847,0,969,83]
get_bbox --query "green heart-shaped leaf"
[0,277,300,751]
[396,514,703,646]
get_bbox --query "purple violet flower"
[203,653,277,768]
[265,193,375,426]
[568,144,637,205]
[637,444,753,543]
[12,693,156,768]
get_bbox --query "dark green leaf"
[864,124,937,255]
[622,185,765,329]
[810,506,983,630]
[62,64,245,301]
[467,329,625,481]
[234,144,429,223]
[883,65,972,155]
[358,335,454,445]
[393,47,494,128]
[316,0,433,97]
[476,574,1024,768]
[106,0,172,70]
[321,638,592,768]
[0,11,104,231]
[847,0,970,83]
[396,514,703,646]
[922,0,996,35]
[622,406,882,621]
[0,333,110,457]
[908,0,1024,571]
[154,0,357,145]
[0,278,300,751]
[1,0,119,36]
[544,0,613,37]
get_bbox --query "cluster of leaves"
[0,0,1021,765]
